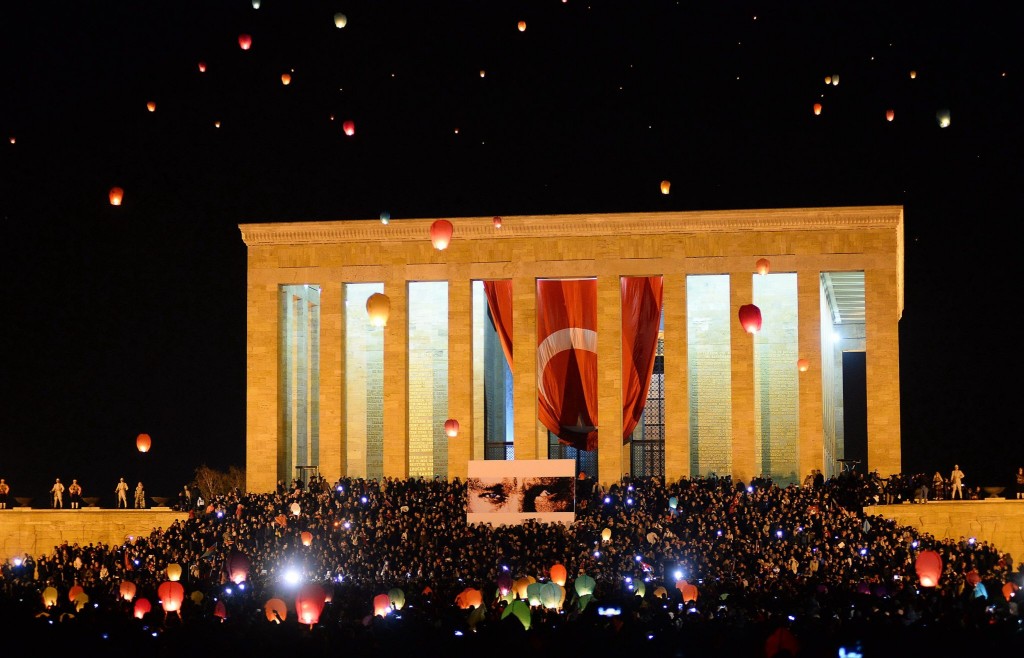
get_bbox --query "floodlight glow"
[674,570,683,580]
[283,569,303,586]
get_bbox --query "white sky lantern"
[334,13,347,28]
[936,109,951,128]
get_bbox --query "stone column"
[797,270,824,482]
[663,273,689,481]
[382,271,409,478]
[865,267,901,477]
[447,270,472,480]
[512,275,539,459]
[246,277,280,493]
[597,275,624,486]
[319,281,344,486]
[730,272,756,485]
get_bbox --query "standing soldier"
[51,478,65,508]
[68,479,83,509]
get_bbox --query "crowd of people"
[1,470,1024,655]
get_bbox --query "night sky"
[2,1,1020,504]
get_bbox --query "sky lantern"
[109,186,124,206]
[493,215,502,228]
[238,34,252,50]
[166,563,182,581]
[290,501,301,515]
[678,581,698,603]
[966,569,981,586]
[342,120,355,136]
[601,527,612,541]
[831,74,840,86]
[264,598,287,623]
[430,219,454,250]
[380,211,390,225]
[824,75,831,85]
[8,136,15,144]
[214,120,221,128]
[228,550,250,584]
[497,572,513,596]
[755,258,770,275]
[146,101,156,112]
[119,580,137,602]
[198,61,206,73]
[1002,582,1018,602]
[660,180,671,195]
[738,304,762,334]
[518,20,527,32]
[190,590,204,605]
[158,581,185,615]
[886,108,895,122]
[915,549,943,587]
[251,0,260,7]
[549,563,568,586]
[936,109,951,128]
[539,582,562,609]
[479,69,486,78]
[136,433,152,453]
[813,103,822,116]
[42,586,59,608]
[274,513,287,527]
[295,583,327,627]
[797,358,810,372]
[334,13,347,28]
[373,593,392,616]
[366,292,390,327]
[301,531,313,546]
[134,597,151,619]
[456,587,484,609]
[214,600,227,620]
[574,574,596,597]
[503,599,532,630]
[444,418,460,438]
[281,72,292,85]
[909,70,917,79]
[388,587,406,610]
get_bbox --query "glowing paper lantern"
[264,598,287,623]
[380,211,390,225]
[797,358,810,372]
[574,574,596,597]
[198,62,206,73]
[227,550,251,584]
[214,600,227,619]
[290,502,301,516]
[497,572,513,596]
[915,549,943,587]
[513,577,532,599]
[653,586,668,599]
[373,593,392,617]
[526,582,543,607]
[909,70,917,79]
[166,563,182,581]
[549,563,567,586]
[886,108,895,122]
[755,258,770,275]
[158,581,185,614]
[813,103,822,116]
[343,120,356,136]
[68,585,84,602]
[301,531,313,546]
[295,583,327,627]
[502,599,532,630]
[134,597,152,619]
[366,292,391,327]
[679,581,698,603]
[539,582,562,609]
[738,304,762,334]
[668,497,678,509]
[42,586,58,608]
[1002,582,1018,602]
[119,580,137,602]
[190,591,203,604]
[824,76,831,85]
[479,70,486,78]
[146,101,156,112]
[966,569,981,586]
[601,527,612,541]
[936,109,951,128]
[136,433,152,453]
[73,592,89,611]
[238,34,252,50]
[456,587,484,609]
[660,180,671,195]
[109,187,124,206]
[334,13,347,28]
[444,418,460,438]
[517,20,527,32]
[251,0,260,7]
[430,219,454,250]
[275,514,287,527]
[214,120,221,128]
[388,587,406,610]
[831,74,840,86]
[281,73,292,86]
[493,216,502,229]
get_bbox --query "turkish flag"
[537,279,598,451]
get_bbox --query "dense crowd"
[2,471,1023,656]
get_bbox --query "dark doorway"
[842,352,867,472]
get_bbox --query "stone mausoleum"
[240,206,903,492]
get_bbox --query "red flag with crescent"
[537,279,598,451]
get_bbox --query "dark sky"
[2,1,1021,504]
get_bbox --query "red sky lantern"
[227,550,251,584]
[119,580,137,602]
[146,101,156,112]
[373,593,392,617]
[755,258,770,275]
[198,61,206,73]
[549,563,567,586]
[886,108,895,122]
[493,216,502,229]
[342,120,355,136]
[301,531,313,546]
[238,34,252,50]
[136,433,152,453]
[1002,582,1018,602]
[68,584,84,602]
[109,187,124,206]
[915,549,943,587]
[158,581,185,615]
[281,73,292,86]
[797,358,810,372]
[214,600,227,620]
[430,219,454,250]
[295,583,327,627]
[813,103,822,116]
[444,418,460,438]
[133,597,152,619]
[738,304,762,334]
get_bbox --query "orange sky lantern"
[134,597,151,619]
[660,180,671,195]
[281,73,292,85]
[430,219,454,250]
[444,418,460,437]
[136,433,151,453]
[797,358,810,372]
[886,108,895,122]
[366,292,390,327]
[146,101,156,112]
[518,20,527,32]
[119,580,137,602]
[158,581,185,614]
[238,34,252,50]
[738,304,762,334]
[549,563,567,586]
[264,598,287,622]
[109,187,124,206]
[301,531,313,546]
[493,216,502,228]
[755,258,770,275]
[813,103,822,115]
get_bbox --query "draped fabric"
[482,280,514,371]
[537,279,598,451]
[621,276,664,442]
